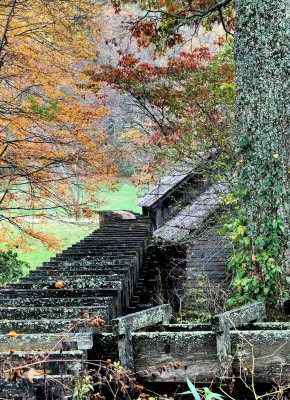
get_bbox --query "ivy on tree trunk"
[230,0,289,304]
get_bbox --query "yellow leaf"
[236,159,244,167]
[25,369,35,383]
[273,153,279,159]
[7,331,22,337]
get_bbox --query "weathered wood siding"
[133,325,290,383]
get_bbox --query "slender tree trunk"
[234,1,289,286]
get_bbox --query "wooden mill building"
[0,163,289,399]
[138,163,231,318]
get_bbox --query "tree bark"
[235,0,289,276]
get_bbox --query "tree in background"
[0,0,117,247]
[98,43,235,183]
[111,0,234,52]
[108,0,289,306]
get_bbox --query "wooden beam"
[112,305,172,370]
[212,302,266,376]
[131,326,290,383]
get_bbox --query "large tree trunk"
[234,0,289,290]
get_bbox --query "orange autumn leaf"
[55,281,65,289]
[7,331,22,337]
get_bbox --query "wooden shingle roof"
[138,163,194,208]
[153,183,228,242]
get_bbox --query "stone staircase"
[0,213,152,399]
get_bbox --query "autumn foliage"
[110,0,235,52]
[0,0,117,246]
[97,45,235,178]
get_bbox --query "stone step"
[70,234,146,240]
[0,288,121,300]
[62,247,142,255]
[25,269,129,279]
[0,296,117,311]
[26,270,136,297]
[36,263,135,273]
[13,276,130,309]
[45,256,136,264]
[67,241,145,248]
[9,276,124,290]
[41,258,135,268]
[0,319,96,334]
[93,233,148,237]
[96,223,149,227]
[49,252,137,261]
[0,333,93,352]
[88,227,149,232]
[78,237,147,243]
[61,244,142,252]
[0,305,109,321]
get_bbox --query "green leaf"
[236,225,246,236]
[204,386,224,399]
[186,377,201,400]
[205,392,224,400]
[176,391,192,395]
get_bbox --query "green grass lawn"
[11,221,99,272]
[2,178,143,271]
[96,179,142,212]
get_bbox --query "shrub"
[0,250,28,286]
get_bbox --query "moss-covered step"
[36,263,134,273]
[0,296,117,311]
[9,276,125,290]
[82,236,148,242]
[78,238,147,243]
[60,247,142,255]
[55,248,139,255]
[41,259,135,269]
[65,242,144,249]
[32,265,139,290]
[0,319,99,334]
[27,268,129,279]
[27,270,136,296]
[0,332,93,352]
[49,253,137,261]
[0,305,109,321]
[52,251,139,260]
[0,288,121,300]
